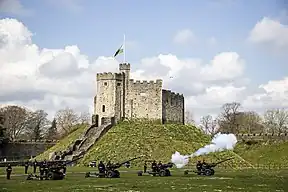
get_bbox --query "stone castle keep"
[93,63,185,126]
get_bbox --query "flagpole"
[123,34,126,63]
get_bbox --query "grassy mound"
[78,121,247,168]
[234,141,288,168]
[35,124,89,160]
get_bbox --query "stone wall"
[162,90,185,124]
[128,79,163,120]
[0,141,56,160]
[235,133,288,141]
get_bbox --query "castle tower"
[94,72,124,126]
[119,63,130,118]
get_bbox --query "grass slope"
[79,121,247,168]
[234,141,288,167]
[35,124,89,160]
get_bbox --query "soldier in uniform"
[158,161,163,170]
[33,160,37,173]
[62,163,67,175]
[43,160,49,179]
[151,160,157,172]
[39,162,45,179]
[98,161,106,174]
[202,160,207,168]
[143,161,147,173]
[6,164,12,180]
[196,160,202,171]
[24,160,29,174]
[106,161,111,170]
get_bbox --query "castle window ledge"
[140,93,147,96]
[104,82,108,86]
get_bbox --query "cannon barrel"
[210,157,234,167]
[110,155,144,169]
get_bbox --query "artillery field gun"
[184,158,234,176]
[26,156,83,180]
[85,156,143,178]
[137,162,173,177]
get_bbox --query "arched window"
[102,105,105,112]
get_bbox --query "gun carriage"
[137,162,173,177]
[85,156,142,178]
[184,158,234,176]
[26,156,82,180]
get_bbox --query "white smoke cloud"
[171,133,238,168]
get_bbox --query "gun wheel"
[159,170,166,177]
[204,169,213,176]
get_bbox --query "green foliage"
[35,124,89,160]
[78,121,247,167]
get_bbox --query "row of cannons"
[19,155,233,181]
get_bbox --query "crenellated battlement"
[97,72,124,81]
[235,133,288,141]
[119,63,131,70]
[130,79,162,88]
[162,89,184,107]
[163,89,184,98]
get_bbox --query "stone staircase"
[51,120,113,162]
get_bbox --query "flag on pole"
[114,44,124,57]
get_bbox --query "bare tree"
[185,110,195,125]
[26,110,50,141]
[46,118,58,140]
[218,102,241,133]
[263,109,288,133]
[236,111,264,133]
[79,111,91,124]
[200,115,218,136]
[55,107,79,137]
[0,105,31,141]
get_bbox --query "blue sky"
[1,0,286,85]
[0,0,287,120]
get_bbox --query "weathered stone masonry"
[93,63,185,126]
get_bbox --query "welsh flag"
[114,44,124,57]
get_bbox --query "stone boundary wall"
[235,133,288,141]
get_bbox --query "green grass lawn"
[0,167,287,192]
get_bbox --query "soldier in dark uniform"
[151,160,157,172]
[158,161,162,170]
[24,160,29,174]
[43,160,49,179]
[33,160,37,173]
[143,161,147,173]
[202,160,207,168]
[62,163,67,175]
[39,162,45,180]
[196,160,202,171]
[106,161,111,170]
[98,161,105,174]
[6,164,12,180]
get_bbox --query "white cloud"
[173,29,195,45]
[243,78,288,110]
[0,0,32,16]
[0,18,287,122]
[248,17,288,50]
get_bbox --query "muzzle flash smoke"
[171,133,237,168]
